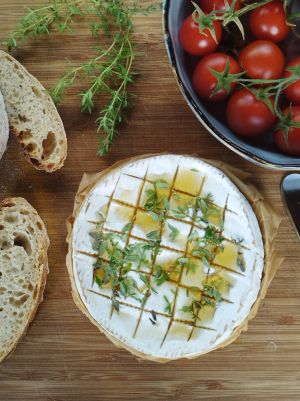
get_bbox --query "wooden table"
[0,2,300,400]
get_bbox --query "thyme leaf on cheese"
[232,237,246,272]
[168,223,179,241]
[189,225,224,262]
[144,180,170,222]
[182,284,222,320]
[149,309,157,325]
[154,265,170,286]
[195,193,222,225]
[163,295,172,315]
[90,188,227,314]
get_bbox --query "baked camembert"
[71,155,264,360]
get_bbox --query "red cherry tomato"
[284,58,300,105]
[198,0,241,13]
[239,40,285,81]
[226,88,277,137]
[249,0,290,43]
[179,14,222,56]
[274,106,300,156]
[192,53,240,102]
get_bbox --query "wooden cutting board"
[0,2,299,400]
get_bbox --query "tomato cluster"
[179,0,300,157]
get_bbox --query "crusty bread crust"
[0,51,67,172]
[0,90,9,160]
[0,198,50,364]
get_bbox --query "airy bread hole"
[30,158,41,167]
[18,130,32,141]
[42,132,56,160]
[0,287,7,295]
[0,225,4,230]
[27,226,34,234]
[32,86,41,97]
[14,234,32,256]
[4,213,18,224]
[18,114,29,123]
[9,294,29,307]
[20,209,30,216]
[37,222,43,231]
[24,143,37,154]
[0,240,11,250]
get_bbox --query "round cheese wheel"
[70,155,264,361]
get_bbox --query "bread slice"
[0,51,67,172]
[0,90,9,160]
[0,198,49,363]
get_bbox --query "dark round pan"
[163,0,300,170]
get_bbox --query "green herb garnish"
[195,193,222,225]
[163,295,172,315]
[154,265,169,286]
[190,225,224,262]
[168,223,179,241]
[5,0,161,155]
[144,180,170,222]
[182,283,221,320]
[146,230,160,242]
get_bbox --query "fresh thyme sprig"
[189,225,225,262]
[90,187,234,318]
[182,284,222,320]
[143,180,170,222]
[5,1,84,50]
[5,0,161,155]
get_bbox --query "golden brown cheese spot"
[213,241,239,270]
[115,205,134,223]
[197,303,216,323]
[174,169,203,195]
[135,210,160,233]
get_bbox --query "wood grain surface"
[0,2,300,400]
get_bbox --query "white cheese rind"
[72,155,264,359]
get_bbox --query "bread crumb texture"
[0,51,67,172]
[0,198,49,363]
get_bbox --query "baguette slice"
[0,51,67,172]
[0,90,9,160]
[0,198,49,363]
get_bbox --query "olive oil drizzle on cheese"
[160,174,206,346]
[88,169,247,341]
[187,194,229,341]
[133,166,179,337]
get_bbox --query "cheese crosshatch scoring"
[72,155,264,359]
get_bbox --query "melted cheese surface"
[71,155,264,359]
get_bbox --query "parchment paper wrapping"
[66,154,283,362]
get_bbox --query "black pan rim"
[162,0,300,171]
